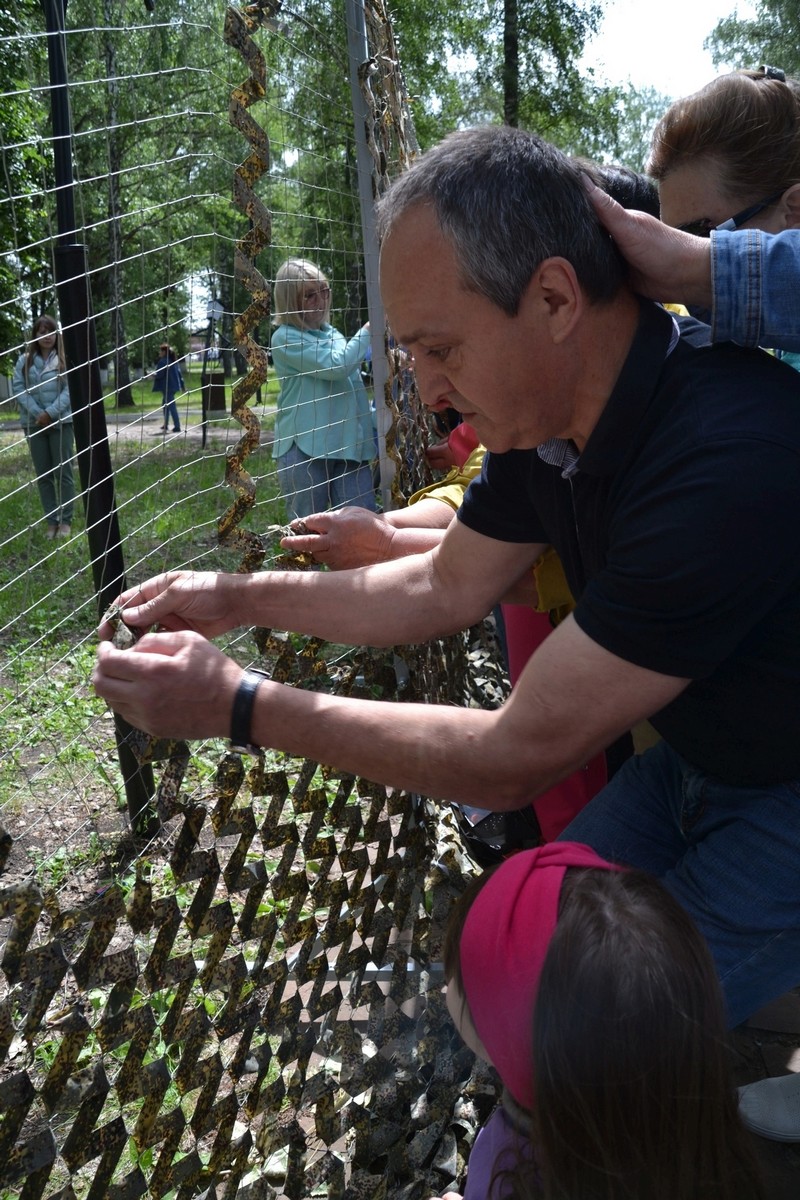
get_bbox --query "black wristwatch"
[229,667,270,755]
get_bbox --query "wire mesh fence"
[0,2,508,1195]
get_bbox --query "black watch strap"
[229,667,269,755]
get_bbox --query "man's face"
[380,205,572,454]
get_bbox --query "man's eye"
[426,347,450,362]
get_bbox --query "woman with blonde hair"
[11,313,75,538]
[270,258,376,520]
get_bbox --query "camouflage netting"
[0,3,510,1196]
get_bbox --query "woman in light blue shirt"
[270,258,376,520]
[11,314,75,538]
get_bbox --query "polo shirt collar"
[576,298,679,477]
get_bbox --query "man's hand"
[281,508,396,570]
[36,411,52,427]
[585,175,713,309]
[96,570,246,641]
[92,630,242,739]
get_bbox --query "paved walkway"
[0,401,277,446]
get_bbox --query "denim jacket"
[711,228,800,353]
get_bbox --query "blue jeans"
[26,422,76,525]
[559,740,800,1028]
[277,444,377,520]
[161,394,181,430]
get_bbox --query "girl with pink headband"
[433,842,764,1200]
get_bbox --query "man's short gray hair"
[376,126,625,316]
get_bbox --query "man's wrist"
[229,667,270,754]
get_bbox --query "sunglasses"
[677,190,784,238]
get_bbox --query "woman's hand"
[585,175,713,308]
[426,439,457,472]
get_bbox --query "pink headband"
[460,842,624,1110]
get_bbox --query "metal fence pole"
[345,0,394,511]
[40,0,157,835]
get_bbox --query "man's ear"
[521,257,583,344]
[776,183,800,229]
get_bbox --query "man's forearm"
[242,554,479,646]
[251,677,578,810]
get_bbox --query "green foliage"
[389,0,623,156]
[0,433,286,815]
[707,0,800,77]
[0,0,52,361]
[30,830,104,890]
[608,84,673,173]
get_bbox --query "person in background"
[647,67,800,344]
[11,314,75,539]
[270,258,376,520]
[152,342,184,434]
[428,844,764,1200]
[585,183,800,349]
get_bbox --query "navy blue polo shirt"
[459,299,800,786]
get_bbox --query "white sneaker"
[738,1072,800,1141]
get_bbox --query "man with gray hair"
[93,125,800,1030]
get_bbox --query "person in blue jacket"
[152,342,184,433]
[270,258,376,520]
[11,313,75,538]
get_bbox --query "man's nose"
[411,358,450,408]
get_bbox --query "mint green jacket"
[270,322,374,462]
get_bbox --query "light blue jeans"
[277,444,377,521]
[559,739,800,1028]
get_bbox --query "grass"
[102,361,281,418]
[0,423,288,823]
[0,394,401,1200]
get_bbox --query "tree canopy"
[708,0,800,77]
[1,0,647,384]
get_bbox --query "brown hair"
[443,866,765,1200]
[648,68,800,206]
[26,314,65,375]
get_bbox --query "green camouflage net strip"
[0,693,500,1199]
[0,4,509,1197]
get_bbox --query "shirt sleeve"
[711,228,800,352]
[270,325,370,382]
[11,356,37,419]
[45,377,71,421]
[458,449,549,543]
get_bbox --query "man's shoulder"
[664,337,800,445]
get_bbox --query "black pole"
[40,0,157,835]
